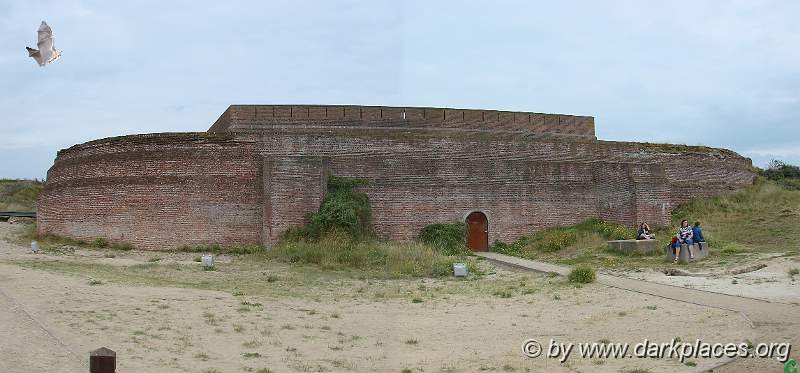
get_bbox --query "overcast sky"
[1,0,798,179]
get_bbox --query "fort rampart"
[38,105,754,250]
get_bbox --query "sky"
[1,0,798,179]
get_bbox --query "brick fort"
[37,105,755,251]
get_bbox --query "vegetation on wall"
[274,176,475,277]
[417,222,468,256]
[0,179,43,211]
[283,176,372,241]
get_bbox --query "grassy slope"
[494,180,800,270]
[668,180,800,254]
[0,179,43,211]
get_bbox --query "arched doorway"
[465,211,489,252]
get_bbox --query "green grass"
[491,218,648,269]
[282,176,372,240]
[7,244,539,302]
[417,222,469,256]
[490,181,800,270]
[268,230,476,278]
[668,179,800,254]
[568,265,596,283]
[493,218,636,258]
[0,179,43,211]
[15,224,138,253]
[176,244,262,255]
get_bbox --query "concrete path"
[476,252,800,372]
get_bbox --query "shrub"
[760,159,800,190]
[92,237,109,248]
[110,242,134,251]
[283,176,372,241]
[568,265,596,283]
[417,222,468,255]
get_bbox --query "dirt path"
[478,252,800,372]
[0,286,87,373]
[0,224,766,372]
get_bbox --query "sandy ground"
[614,256,800,304]
[0,222,759,373]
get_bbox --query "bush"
[283,176,372,241]
[760,160,800,190]
[568,265,596,283]
[417,222,468,255]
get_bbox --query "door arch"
[465,211,489,252]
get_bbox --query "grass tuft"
[568,265,596,283]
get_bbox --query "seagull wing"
[36,21,55,64]
[26,47,45,66]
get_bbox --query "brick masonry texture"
[38,106,755,250]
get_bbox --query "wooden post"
[89,347,116,373]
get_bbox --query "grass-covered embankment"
[0,179,43,211]
[491,179,800,269]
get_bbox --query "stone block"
[665,242,709,263]
[607,239,659,254]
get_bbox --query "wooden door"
[466,211,488,251]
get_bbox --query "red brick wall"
[38,107,755,250]
[38,133,263,250]
[250,124,753,244]
[210,105,596,140]
[263,156,328,245]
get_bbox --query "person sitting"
[672,219,695,263]
[692,221,705,242]
[637,222,655,240]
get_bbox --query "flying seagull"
[26,21,61,66]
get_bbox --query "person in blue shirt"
[692,221,705,242]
